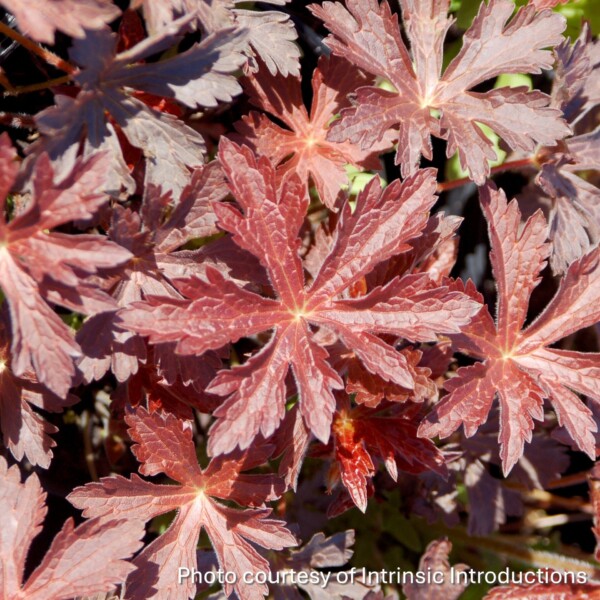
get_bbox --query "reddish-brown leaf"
[310,0,569,184]
[0,456,144,600]
[119,140,480,455]
[68,407,296,600]
[331,397,446,512]
[0,135,131,395]
[234,54,392,208]
[420,183,600,474]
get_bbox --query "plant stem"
[3,74,71,95]
[548,470,592,489]
[424,519,600,580]
[0,112,36,128]
[0,68,14,93]
[436,156,536,193]
[0,21,77,74]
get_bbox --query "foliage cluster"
[1,1,600,599]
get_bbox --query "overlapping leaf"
[133,0,300,76]
[69,408,296,600]
[403,539,470,600]
[77,162,228,384]
[420,183,600,474]
[202,530,376,600]
[234,54,393,208]
[120,140,480,455]
[331,396,446,512]
[33,21,247,196]
[0,319,77,468]
[0,0,120,43]
[521,24,600,273]
[0,134,131,396]
[310,0,570,183]
[0,456,145,600]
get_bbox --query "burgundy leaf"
[234,54,392,208]
[68,407,296,600]
[0,135,131,395]
[420,183,600,474]
[310,0,569,183]
[119,140,480,455]
[0,456,144,600]
[331,397,446,512]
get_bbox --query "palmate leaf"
[420,183,600,474]
[234,54,393,209]
[69,408,296,600]
[206,530,375,600]
[464,428,568,535]
[310,0,570,184]
[0,134,131,396]
[33,21,247,196]
[77,162,229,384]
[0,0,120,44]
[119,140,480,455]
[331,397,446,512]
[520,24,600,274]
[133,0,300,76]
[0,456,145,600]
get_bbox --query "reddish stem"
[436,156,536,193]
[0,21,76,75]
[3,74,71,95]
[0,112,36,128]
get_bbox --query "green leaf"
[455,0,481,28]
[495,73,533,91]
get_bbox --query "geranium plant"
[1,1,600,599]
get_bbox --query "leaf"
[419,182,600,474]
[341,345,438,407]
[33,23,246,196]
[310,0,570,184]
[68,407,296,600]
[0,318,78,468]
[0,456,144,600]
[77,163,228,383]
[135,0,301,76]
[119,140,481,455]
[529,0,569,8]
[267,530,376,600]
[0,0,120,44]
[484,581,600,599]
[459,426,569,535]
[110,342,221,420]
[403,538,470,600]
[115,28,248,109]
[234,54,393,209]
[331,398,446,512]
[520,25,600,273]
[0,135,131,395]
